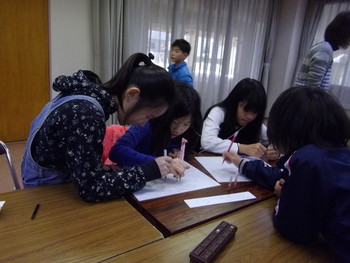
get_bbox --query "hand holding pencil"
[169,158,190,180]
[155,152,172,178]
[222,126,245,164]
[163,138,190,181]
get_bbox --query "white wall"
[49,0,93,97]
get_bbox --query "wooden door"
[0,0,49,142]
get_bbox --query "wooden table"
[104,198,336,263]
[0,184,163,263]
[125,154,274,237]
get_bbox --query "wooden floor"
[0,141,25,193]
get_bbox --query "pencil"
[224,126,246,189]
[179,138,187,162]
[225,133,239,185]
[222,125,245,164]
[31,203,40,220]
[222,132,238,164]
[179,138,188,181]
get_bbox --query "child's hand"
[155,156,172,178]
[222,151,242,167]
[238,143,266,158]
[274,179,285,198]
[265,144,280,161]
[168,148,180,158]
[169,158,190,179]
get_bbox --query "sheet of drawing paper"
[195,156,252,183]
[133,164,220,201]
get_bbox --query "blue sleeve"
[109,123,156,167]
[182,67,193,87]
[184,75,193,87]
[241,160,288,190]
[178,66,193,87]
[272,153,329,244]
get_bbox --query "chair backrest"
[0,141,21,190]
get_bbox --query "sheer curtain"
[92,0,125,124]
[93,0,278,114]
[293,0,325,82]
[92,0,124,83]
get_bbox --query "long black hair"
[204,78,266,144]
[104,53,175,122]
[268,86,350,154]
[150,82,202,156]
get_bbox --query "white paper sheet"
[184,191,256,208]
[195,156,252,183]
[133,164,220,201]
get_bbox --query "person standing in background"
[294,11,350,90]
[168,39,193,87]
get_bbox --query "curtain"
[92,0,124,124]
[261,0,281,93]
[93,0,278,115]
[92,0,124,82]
[292,0,325,84]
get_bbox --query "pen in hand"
[222,126,245,164]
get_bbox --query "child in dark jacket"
[223,86,350,261]
[109,82,202,178]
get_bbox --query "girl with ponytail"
[22,53,180,202]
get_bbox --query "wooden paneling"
[0,0,49,142]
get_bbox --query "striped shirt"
[294,41,333,90]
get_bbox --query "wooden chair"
[0,141,21,190]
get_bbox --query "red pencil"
[223,126,245,189]
[222,128,241,164]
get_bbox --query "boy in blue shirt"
[168,39,193,87]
